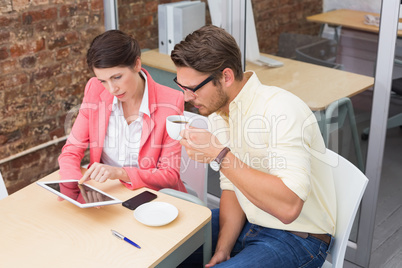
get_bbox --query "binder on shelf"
[158,1,191,54]
[157,4,168,54]
[158,1,205,55]
[173,2,206,53]
[167,1,194,54]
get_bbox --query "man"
[171,25,336,267]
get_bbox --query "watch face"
[210,160,220,172]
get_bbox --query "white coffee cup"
[166,115,191,140]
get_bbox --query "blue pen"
[111,229,141,249]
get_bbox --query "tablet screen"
[37,180,121,208]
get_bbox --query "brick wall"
[0,0,321,195]
[253,0,322,54]
[117,0,322,54]
[0,0,104,193]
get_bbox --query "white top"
[101,70,150,168]
[210,71,336,235]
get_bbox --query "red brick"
[89,13,102,25]
[49,127,66,139]
[36,78,57,92]
[0,72,29,90]
[118,6,131,21]
[20,55,37,68]
[140,15,153,27]
[0,31,11,45]
[55,20,69,31]
[11,0,30,12]
[10,150,41,169]
[60,3,89,17]
[60,4,78,17]
[70,16,91,29]
[145,1,158,13]
[0,113,28,133]
[33,64,62,81]
[0,46,8,60]
[91,0,103,11]
[0,58,18,75]
[22,118,58,138]
[36,50,55,66]
[22,7,58,25]
[0,13,19,27]
[4,85,36,106]
[10,37,45,57]
[56,73,73,86]
[0,135,7,145]
[47,32,79,50]
[3,130,22,144]
[131,3,144,17]
[35,21,55,33]
[55,47,70,60]
[31,0,50,6]
[4,98,33,117]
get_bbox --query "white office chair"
[0,171,9,200]
[322,149,369,268]
[159,111,211,266]
[177,111,209,204]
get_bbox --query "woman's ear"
[134,57,142,72]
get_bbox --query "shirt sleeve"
[264,92,322,201]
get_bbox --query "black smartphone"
[122,190,157,210]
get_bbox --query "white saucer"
[134,201,178,226]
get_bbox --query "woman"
[58,30,186,192]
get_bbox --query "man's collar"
[217,71,255,117]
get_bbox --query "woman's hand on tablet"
[79,162,129,184]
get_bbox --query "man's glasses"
[173,73,215,94]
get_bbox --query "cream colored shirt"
[209,71,336,235]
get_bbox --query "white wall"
[324,0,381,13]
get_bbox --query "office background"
[0,0,401,267]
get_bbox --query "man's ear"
[222,68,235,87]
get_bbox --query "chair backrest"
[0,171,9,201]
[295,39,343,69]
[180,111,209,204]
[277,32,324,59]
[324,149,368,267]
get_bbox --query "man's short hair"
[171,25,243,84]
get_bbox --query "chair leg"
[325,98,365,172]
[344,99,365,172]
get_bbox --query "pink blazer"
[58,68,186,192]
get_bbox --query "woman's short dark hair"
[86,30,141,71]
[170,25,243,83]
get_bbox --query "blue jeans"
[179,208,333,267]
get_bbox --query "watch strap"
[214,147,231,165]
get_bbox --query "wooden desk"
[307,9,402,77]
[0,170,211,267]
[142,49,374,111]
[307,9,402,36]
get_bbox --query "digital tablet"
[37,180,122,208]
